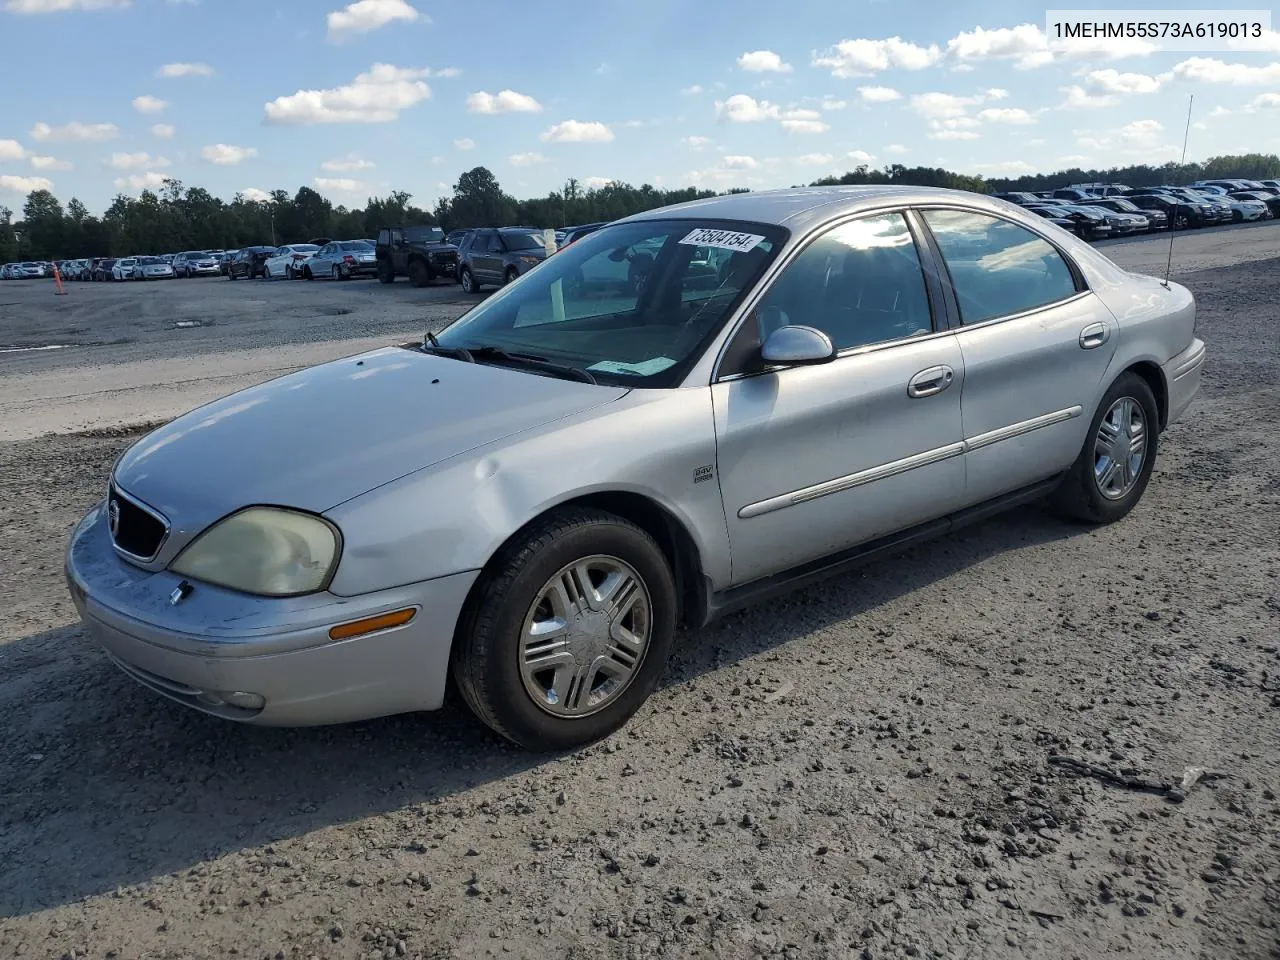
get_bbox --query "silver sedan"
[66,186,1205,750]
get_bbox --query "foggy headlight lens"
[169,507,339,596]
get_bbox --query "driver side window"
[755,212,934,351]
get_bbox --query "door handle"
[1079,321,1110,349]
[907,364,955,398]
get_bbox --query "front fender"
[323,388,730,597]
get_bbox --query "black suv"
[228,246,277,280]
[456,227,553,294]
[375,225,459,286]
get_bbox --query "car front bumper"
[65,501,478,726]
[189,265,220,275]
[1164,337,1205,427]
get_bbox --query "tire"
[228,269,237,280]
[1049,371,1159,525]
[264,266,273,280]
[378,261,395,284]
[452,508,678,751]
[286,265,295,280]
[304,267,313,280]
[504,267,519,286]
[459,267,481,294]
[409,260,430,288]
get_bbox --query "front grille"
[108,486,168,560]
[431,251,458,264]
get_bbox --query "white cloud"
[1057,154,1094,166]
[1225,29,1280,53]
[1171,58,1280,85]
[313,176,367,192]
[812,37,942,77]
[108,151,169,170]
[715,94,778,122]
[0,139,24,161]
[1058,85,1117,109]
[30,120,118,142]
[151,123,176,139]
[847,149,875,165]
[0,173,54,194]
[858,86,901,103]
[582,176,616,190]
[821,97,847,110]
[320,154,374,171]
[682,135,711,150]
[241,188,272,202]
[722,155,759,169]
[265,64,431,124]
[909,92,983,121]
[113,171,169,190]
[433,66,460,78]
[5,0,128,12]
[1087,68,1167,95]
[327,0,422,40]
[781,113,830,134]
[946,24,1050,69]
[974,160,1035,175]
[931,130,980,141]
[132,94,168,114]
[795,153,834,165]
[1247,93,1280,111]
[1118,119,1163,145]
[540,120,614,143]
[453,137,474,150]
[158,62,214,77]
[737,50,792,73]
[884,144,908,155]
[681,84,704,96]
[466,89,543,114]
[508,152,547,167]
[985,88,1009,100]
[201,143,257,165]
[977,107,1035,125]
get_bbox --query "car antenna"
[1162,94,1194,290]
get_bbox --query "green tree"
[22,189,65,259]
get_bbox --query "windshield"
[405,226,445,242]
[434,218,786,387]
[289,244,319,254]
[138,257,163,265]
[1108,198,1140,212]
[501,231,547,251]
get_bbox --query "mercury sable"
[65,186,1205,750]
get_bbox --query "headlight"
[169,507,340,597]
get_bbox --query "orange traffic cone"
[53,261,67,295]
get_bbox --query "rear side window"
[921,210,1079,325]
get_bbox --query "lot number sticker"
[678,228,765,253]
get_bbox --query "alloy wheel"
[518,556,652,719]
[1093,396,1146,500]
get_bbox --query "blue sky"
[1,0,1279,214]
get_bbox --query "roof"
[616,184,997,234]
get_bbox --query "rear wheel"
[409,260,431,287]
[452,508,677,751]
[1049,371,1158,525]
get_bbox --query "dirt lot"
[1,227,1278,960]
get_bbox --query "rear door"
[917,207,1117,504]
[475,231,503,283]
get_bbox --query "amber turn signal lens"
[328,607,417,641]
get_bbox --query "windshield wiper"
[468,345,598,385]
[421,329,474,363]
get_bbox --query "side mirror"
[760,325,836,366]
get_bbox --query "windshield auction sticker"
[678,228,765,253]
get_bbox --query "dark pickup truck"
[375,225,460,286]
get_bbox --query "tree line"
[3,152,1278,262]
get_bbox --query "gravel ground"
[1,228,1278,960]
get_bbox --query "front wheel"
[1049,371,1159,525]
[459,267,480,294]
[409,260,431,287]
[504,267,519,286]
[452,508,678,751]
[264,266,273,280]
[377,261,394,284]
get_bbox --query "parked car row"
[993,177,1280,239]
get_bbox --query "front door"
[916,208,1119,504]
[712,211,969,587]
[388,228,406,272]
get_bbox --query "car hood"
[113,346,629,533]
